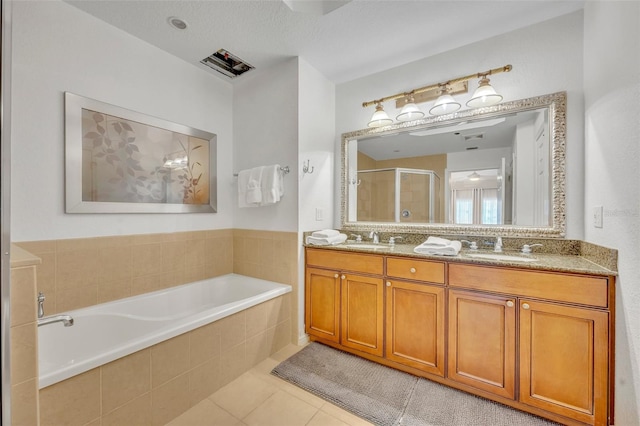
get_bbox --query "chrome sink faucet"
[37,292,45,318]
[369,231,380,244]
[38,315,74,327]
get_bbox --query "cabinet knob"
[522,303,530,310]
[506,300,514,308]
[334,274,339,279]
[410,267,416,273]
[386,282,391,287]
[341,275,346,280]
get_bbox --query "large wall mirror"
[341,92,566,238]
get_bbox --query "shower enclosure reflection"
[356,168,441,223]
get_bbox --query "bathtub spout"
[38,315,74,327]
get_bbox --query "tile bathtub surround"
[38,294,292,426]
[15,230,235,315]
[10,245,41,426]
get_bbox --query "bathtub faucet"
[38,315,74,327]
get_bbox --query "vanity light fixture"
[429,85,461,116]
[362,64,512,127]
[467,75,503,108]
[396,94,425,122]
[367,102,394,128]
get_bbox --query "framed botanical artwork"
[65,92,217,213]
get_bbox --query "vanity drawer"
[449,264,609,308]
[386,257,445,284]
[306,248,383,276]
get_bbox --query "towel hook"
[303,160,314,174]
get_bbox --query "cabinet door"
[341,273,384,356]
[305,267,341,342]
[385,280,445,376]
[448,290,516,399]
[519,300,609,426]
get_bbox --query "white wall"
[335,12,585,238]
[298,58,335,232]
[297,57,336,343]
[583,2,640,424]
[232,59,299,232]
[11,1,234,241]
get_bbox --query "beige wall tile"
[39,369,101,426]
[56,249,99,289]
[206,229,233,239]
[16,240,56,255]
[102,349,151,413]
[246,331,270,367]
[151,374,190,426]
[10,266,37,327]
[189,322,221,368]
[270,320,292,355]
[56,285,98,312]
[151,334,190,388]
[219,343,247,387]
[131,233,164,245]
[11,379,39,426]
[102,393,151,426]
[93,235,132,249]
[185,239,206,269]
[218,311,246,349]
[56,237,102,253]
[131,273,164,297]
[132,243,162,277]
[97,279,132,304]
[97,246,132,284]
[35,252,56,308]
[161,241,186,273]
[184,265,206,284]
[245,303,267,338]
[265,294,290,328]
[188,357,222,405]
[10,322,37,384]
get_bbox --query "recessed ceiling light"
[168,17,188,30]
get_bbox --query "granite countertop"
[305,242,617,277]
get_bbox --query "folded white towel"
[260,164,284,205]
[245,166,263,205]
[306,233,348,246]
[237,169,257,208]
[311,229,340,239]
[420,236,453,247]
[414,239,462,256]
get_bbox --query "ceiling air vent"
[200,49,254,79]
[463,133,484,142]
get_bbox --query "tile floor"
[166,344,373,426]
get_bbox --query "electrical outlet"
[315,208,324,221]
[593,206,603,228]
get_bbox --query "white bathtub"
[38,274,291,388]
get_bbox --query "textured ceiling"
[67,0,584,84]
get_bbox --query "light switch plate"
[315,208,324,221]
[593,206,603,228]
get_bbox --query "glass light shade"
[429,94,461,116]
[466,78,503,108]
[468,171,481,181]
[396,102,425,122]
[367,104,393,128]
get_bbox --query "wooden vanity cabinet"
[448,289,516,399]
[305,248,385,356]
[385,257,446,376]
[449,263,613,426]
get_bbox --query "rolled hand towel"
[306,233,348,246]
[311,229,340,239]
[414,239,462,256]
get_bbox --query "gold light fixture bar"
[396,81,468,108]
[362,64,512,108]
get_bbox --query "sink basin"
[466,253,538,262]
[341,244,389,250]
